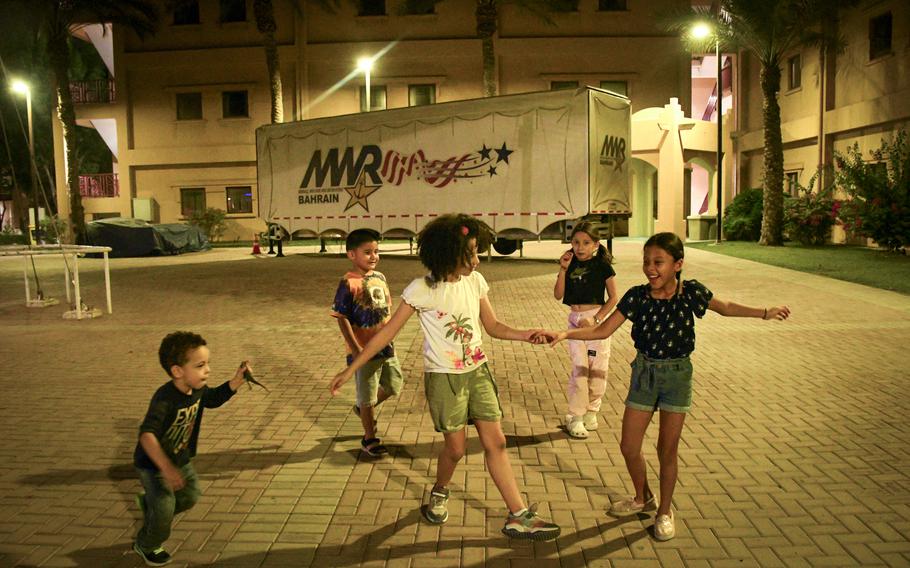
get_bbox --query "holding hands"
[763,306,791,321]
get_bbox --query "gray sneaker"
[423,486,450,524]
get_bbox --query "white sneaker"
[654,510,675,541]
[564,415,588,439]
[583,412,598,431]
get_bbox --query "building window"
[550,80,579,91]
[181,188,206,217]
[176,92,203,120]
[360,85,387,111]
[785,172,800,195]
[173,0,200,25]
[358,0,386,16]
[598,0,627,11]
[222,90,249,118]
[226,186,253,214]
[869,12,892,60]
[220,0,247,22]
[600,80,628,96]
[409,84,436,106]
[787,54,801,90]
[401,0,435,14]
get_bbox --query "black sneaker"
[422,486,450,524]
[133,542,172,566]
[501,504,561,541]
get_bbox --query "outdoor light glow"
[11,79,30,95]
[357,57,374,73]
[691,23,712,39]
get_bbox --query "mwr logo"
[299,142,514,212]
[599,134,626,171]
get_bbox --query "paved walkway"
[0,239,908,567]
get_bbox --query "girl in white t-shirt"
[329,214,560,541]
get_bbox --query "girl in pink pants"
[553,222,618,439]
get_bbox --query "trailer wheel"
[492,238,520,255]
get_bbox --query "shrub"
[835,131,910,252]
[723,187,763,241]
[39,215,68,244]
[784,171,836,246]
[189,207,227,242]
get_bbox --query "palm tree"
[253,0,284,124]
[32,0,157,243]
[475,0,571,98]
[667,0,853,245]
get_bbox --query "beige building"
[52,0,908,243]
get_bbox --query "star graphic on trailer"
[343,173,381,212]
[487,166,497,177]
[495,142,513,164]
[478,144,492,161]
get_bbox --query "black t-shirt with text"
[133,381,235,471]
[617,279,713,359]
[562,256,616,306]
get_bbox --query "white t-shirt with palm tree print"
[401,271,489,373]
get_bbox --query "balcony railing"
[79,173,119,198]
[69,79,116,104]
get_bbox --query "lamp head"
[356,57,374,73]
[11,79,30,96]
[691,23,712,40]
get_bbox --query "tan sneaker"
[654,510,675,541]
[608,493,656,516]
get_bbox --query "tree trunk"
[476,0,497,97]
[759,60,784,246]
[254,0,283,124]
[48,33,85,244]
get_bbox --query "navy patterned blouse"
[616,279,713,359]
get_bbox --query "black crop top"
[562,256,616,306]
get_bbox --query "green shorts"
[424,363,503,433]
[625,353,693,414]
[354,356,403,408]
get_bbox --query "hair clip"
[460,226,469,236]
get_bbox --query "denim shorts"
[625,352,693,413]
[424,363,502,433]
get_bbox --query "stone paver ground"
[0,239,908,567]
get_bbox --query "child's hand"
[577,317,595,328]
[524,329,548,344]
[234,360,252,382]
[764,306,791,321]
[161,464,185,491]
[558,250,574,270]
[329,369,353,396]
[531,330,564,345]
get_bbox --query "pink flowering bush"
[784,171,836,246]
[835,131,910,252]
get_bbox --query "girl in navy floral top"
[540,232,790,542]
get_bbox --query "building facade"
[52,0,908,243]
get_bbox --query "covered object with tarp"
[83,218,210,257]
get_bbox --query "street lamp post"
[692,23,723,243]
[357,57,374,112]
[11,79,40,245]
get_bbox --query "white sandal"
[564,415,588,439]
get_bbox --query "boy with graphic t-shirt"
[133,331,250,567]
[331,229,403,457]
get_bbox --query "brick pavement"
[0,239,908,567]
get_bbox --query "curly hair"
[158,331,207,377]
[570,221,613,265]
[417,214,494,285]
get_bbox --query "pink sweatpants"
[566,308,611,417]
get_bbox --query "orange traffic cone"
[251,233,262,255]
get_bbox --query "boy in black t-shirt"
[132,332,250,567]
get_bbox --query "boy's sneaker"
[654,510,675,541]
[608,493,656,516]
[583,412,598,431]
[423,486,449,524]
[133,542,171,566]
[501,504,561,541]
